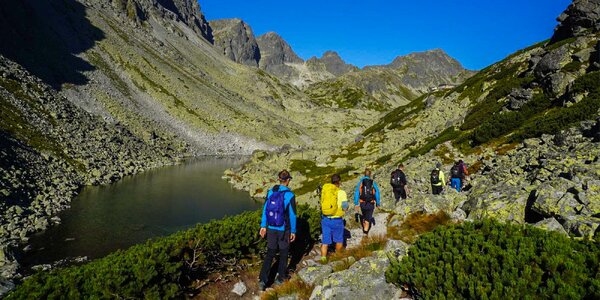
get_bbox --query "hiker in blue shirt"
[354,169,380,235]
[258,170,297,290]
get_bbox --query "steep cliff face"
[209,18,260,67]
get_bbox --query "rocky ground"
[214,121,599,299]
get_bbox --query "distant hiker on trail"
[430,163,445,195]
[390,163,408,204]
[354,169,380,235]
[450,161,463,192]
[458,159,469,188]
[320,173,349,263]
[258,170,297,290]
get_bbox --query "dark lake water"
[20,157,261,268]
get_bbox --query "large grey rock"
[532,184,583,218]
[534,217,568,235]
[298,264,333,286]
[209,19,260,67]
[0,280,15,298]
[550,0,600,43]
[534,45,571,77]
[385,239,410,259]
[508,88,534,110]
[310,251,402,300]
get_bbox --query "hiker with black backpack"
[319,173,349,263]
[354,169,380,235]
[390,163,408,204]
[450,161,463,192]
[258,170,297,290]
[430,162,445,195]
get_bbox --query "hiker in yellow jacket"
[320,173,349,263]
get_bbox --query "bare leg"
[321,244,328,258]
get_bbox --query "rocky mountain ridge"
[208,17,471,96]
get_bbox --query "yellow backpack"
[320,183,339,216]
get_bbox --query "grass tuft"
[261,276,314,300]
[387,211,452,243]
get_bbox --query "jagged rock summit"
[257,31,304,67]
[551,0,600,43]
[307,50,358,76]
[209,18,260,67]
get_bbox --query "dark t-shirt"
[391,169,407,189]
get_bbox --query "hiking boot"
[371,217,376,226]
[320,256,327,264]
[258,281,266,291]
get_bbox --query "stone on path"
[231,281,247,297]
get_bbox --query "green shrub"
[471,91,554,145]
[461,72,534,131]
[8,205,321,299]
[401,127,462,162]
[386,220,600,299]
[512,71,600,141]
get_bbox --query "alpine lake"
[19,156,261,271]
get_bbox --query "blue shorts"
[321,217,344,245]
[451,177,462,192]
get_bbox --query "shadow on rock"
[0,0,104,89]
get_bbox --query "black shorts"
[360,202,375,222]
[267,228,290,250]
[393,187,407,200]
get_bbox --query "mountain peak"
[209,18,260,67]
[313,50,357,76]
[256,32,303,68]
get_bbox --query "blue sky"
[200,0,571,70]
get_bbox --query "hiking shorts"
[267,228,290,250]
[432,185,443,195]
[393,187,407,201]
[321,217,344,244]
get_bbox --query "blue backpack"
[266,187,287,227]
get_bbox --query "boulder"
[563,216,600,238]
[508,88,534,110]
[0,280,15,298]
[532,184,583,218]
[310,251,402,300]
[298,264,333,286]
[384,239,410,259]
[534,217,569,235]
[534,46,571,77]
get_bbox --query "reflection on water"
[21,156,260,267]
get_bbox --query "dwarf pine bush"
[386,219,600,299]
[8,205,321,299]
